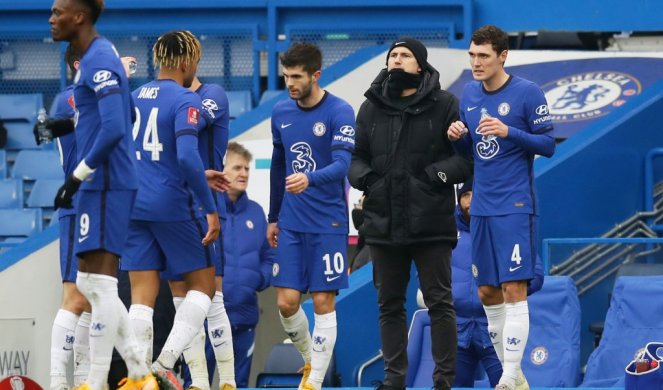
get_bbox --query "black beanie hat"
[386,37,428,68]
[457,178,473,202]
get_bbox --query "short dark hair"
[74,0,104,23]
[279,42,322,75]
[226,141,253,162]
[471,25,509,55]
[64,44,80,74]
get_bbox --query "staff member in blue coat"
[222,141,276,387]
[450,179,543,388]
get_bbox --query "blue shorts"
[163,235,224,281]
[74,189,136,258]
[122,218,215,277]
[471,214,537,287]
[273,229,348,293]
[59,214,77,282]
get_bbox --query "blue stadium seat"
[0,94,43,122]
[582,275,663,387]
[256,342,336,388]
[406,309,435,388]
[11,150,64,181]
[49,209,60,227]
[5,121,39,151]
[521,275,581,387]
[259,89,286,105]
[0,179,23,209]
[0,237,27,254]
[226,90,252,119]
[0,208,43,239]
[26,179,62,208]
[0,149,6,178]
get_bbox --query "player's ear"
[312,70,321,82]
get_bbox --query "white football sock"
[280,307,312,363]
[114,299,149,380]
[308,312,337,390]
[502,301,530,388]
[76,272,120,390]
[483,303,507,365]
[129,304,154,367]
[207,292,235,388]
[175,297,210,390]
[73,312,91,386]
[155,290,211,370]
[50,309,78,389]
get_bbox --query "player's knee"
[502,281,527,303]
[311,292,335,314]
[277,297,299,317]
[478,285,503,305]
[62,289,89,314]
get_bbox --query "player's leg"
[490,214,536,390]
[207,276,235,390]
[51,214,89,390]
[231,325,256,389]
[369,244,412,390]
[273,228,310,380]
[74,311,92,387]
[413,242,455,390]
[75,190,153,390]
[304,233,348,390]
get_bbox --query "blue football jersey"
[52,86,77,218]
[271,92,356,233]
[131,79,205,221]
[72,37,137,190]
[459,75,553,216]
[195,83,229,219]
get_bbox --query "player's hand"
[267,223,279,248]
[120,56,137,78]
[285,172,309,194]
[54,175,82,209]
[447,120,468,141]
[202,212,220,246]
[205,170,231,192]
[477,116,509,138]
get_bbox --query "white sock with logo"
[50,309,78,389]
[483,303,506,365]
[308,312,337,390]
[208,292,235,388]
[501,301,530,387]
[280,307,312,363]
[73,312,91,386]
[175,297,211,390]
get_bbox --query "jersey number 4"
[132,107,164,161]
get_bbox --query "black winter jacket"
[348,65,473,246]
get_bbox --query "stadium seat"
[406,309,435,388]
[0,94,43,122]
[0,149,6,179]
[226,90,252,119]
[26,179,62,208]
[4,122,39,151]
[11,150,64,181]
[49,209,60,227]
[259,89,286,105]
[521,275,581,387]
[0,179,23,209]
[0,237,27,254]
[0,208,43,239]
[582,275,663,387]
[256,342,336,388]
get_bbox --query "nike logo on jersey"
[509,265,522,272]
[326,275,341,282]
[78,236,89,244]
[62,347,73,351]
[281,123,293,129]
[467,106,478,111]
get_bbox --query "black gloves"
[33,118,75,145]
[54,175,82,209]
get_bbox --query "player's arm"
[34,90,76,145]
[447,95,473,156]
[258,211,276,291]
[267,116,286,248]
[348,101,380,191]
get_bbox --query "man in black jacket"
[349,38,472,390]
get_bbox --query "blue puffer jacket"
[223,192,275,326]
[452,205,544,348]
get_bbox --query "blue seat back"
[0,149,6,178]
[27,179,62,208]
[226,90,252,119]
[406,309,434,387]
[0,208,43,237]
[582,275,663,387]
[11,150,63,180]
[0,94,43,122]
[259,89,286,105]
[0,179,23,209]
[522,275,581,387]
[4,122,39,151]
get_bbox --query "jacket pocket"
[407,175,455,236]
[360,177,390,238]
